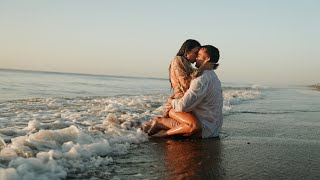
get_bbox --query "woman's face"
[195,48,210,68]
[186,47,200,63]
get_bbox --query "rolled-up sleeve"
[171,76,207,112]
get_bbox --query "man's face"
[195,48,210,68]
[186,47,200,63]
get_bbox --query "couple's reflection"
[159,137,225,179]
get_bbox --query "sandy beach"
[68,129,320,179]
[1,1,320,179]
[67,87,320,179]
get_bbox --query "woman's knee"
[189,122,201,134]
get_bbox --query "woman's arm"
[172,57,192,92]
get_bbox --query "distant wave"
[0,68,167,81]
[222,87,261,113]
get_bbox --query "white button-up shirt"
[171,70,223,138]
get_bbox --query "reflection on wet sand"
[158,137,225,179]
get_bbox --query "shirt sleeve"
[172,57,191,92]
[171,76,208,112]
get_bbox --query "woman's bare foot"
[142,120,154,133]
[147,118,170,136]
[151,130,169,138]
[147,120,161,136]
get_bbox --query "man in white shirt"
[145,45,223,138]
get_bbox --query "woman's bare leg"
[166,109,201,136]
[150,109,201,137]
[147,117,180,136]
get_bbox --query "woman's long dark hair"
[169,39,201,88]
[176,39,201,57]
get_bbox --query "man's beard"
[195,62,201,68]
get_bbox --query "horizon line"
[0,68,316,87]
[0,68,169,81]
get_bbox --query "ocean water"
[0,69,319,179]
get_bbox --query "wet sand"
[67,135,320,179]
[67,87,320,179]
[67,126,320,180]
[67,137,224,179]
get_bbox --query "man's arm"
[171,76,208,112]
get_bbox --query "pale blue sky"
[1,0,319,85]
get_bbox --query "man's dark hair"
[202,45,220,63]
[176,39,201,57]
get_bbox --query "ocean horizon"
[0,68,169,81]
[2,68,312,87]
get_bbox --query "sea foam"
[0,87,260,179]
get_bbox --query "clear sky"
[1,0,319,85]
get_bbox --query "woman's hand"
[168,96,174,105]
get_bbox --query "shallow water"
[75,87,320,179]
[1,69,318,179]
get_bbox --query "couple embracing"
[144,39,223,138]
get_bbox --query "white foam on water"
[24,120,40,131]
[0,88,260,179]
[1,122,147,179]
[0,147,17,161]
[223,89,261,113]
